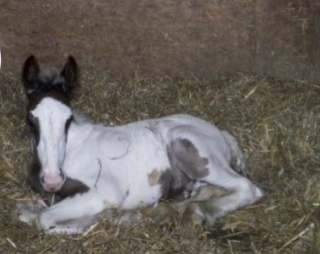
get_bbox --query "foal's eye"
[27,113,40,144]
[65,116,74,135]
[27,113,39,130]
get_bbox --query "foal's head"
[22,56,78,192]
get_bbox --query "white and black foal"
[17,56,263,234]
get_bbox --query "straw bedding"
[0,71,319,253]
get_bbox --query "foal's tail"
[221,131,248,177]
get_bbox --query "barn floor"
[0,71,320,254]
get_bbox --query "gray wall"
[1,0,319,80]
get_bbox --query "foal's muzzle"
[40,169,66,192]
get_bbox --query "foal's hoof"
[115,210,143,225]
[182,201,218,227]
[16,202,39,225]
[149,203,178,224]
[182,202,206,226]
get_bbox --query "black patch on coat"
[27,160,89,206]
[27,113,40,147]
[56,178,90,200]
[159,169,190,200]
[64,115,74,142]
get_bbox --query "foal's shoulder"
[72,110,95,125]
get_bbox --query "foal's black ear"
[22,55,40,90]
[60,56,78,89]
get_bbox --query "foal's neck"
[67,120,94,151]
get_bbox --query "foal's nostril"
[40,175,45,185]
[59,168,66,180]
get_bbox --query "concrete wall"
[1,0,319,80]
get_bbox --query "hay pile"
[0,70,319,253]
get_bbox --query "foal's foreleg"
[34,191,108,234]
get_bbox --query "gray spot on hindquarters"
[159,169,190,200]
[159,170,173,199]
[167,138,209,180]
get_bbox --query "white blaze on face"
[31,97,72,191]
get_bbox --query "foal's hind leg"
[167,132,263,226]
[184,168,263,225]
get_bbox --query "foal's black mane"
[28,78,69,98]
[22,55,78,110]
[26,89,71,112]
[25,71,73,113]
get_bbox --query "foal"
[17,56,263,234]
